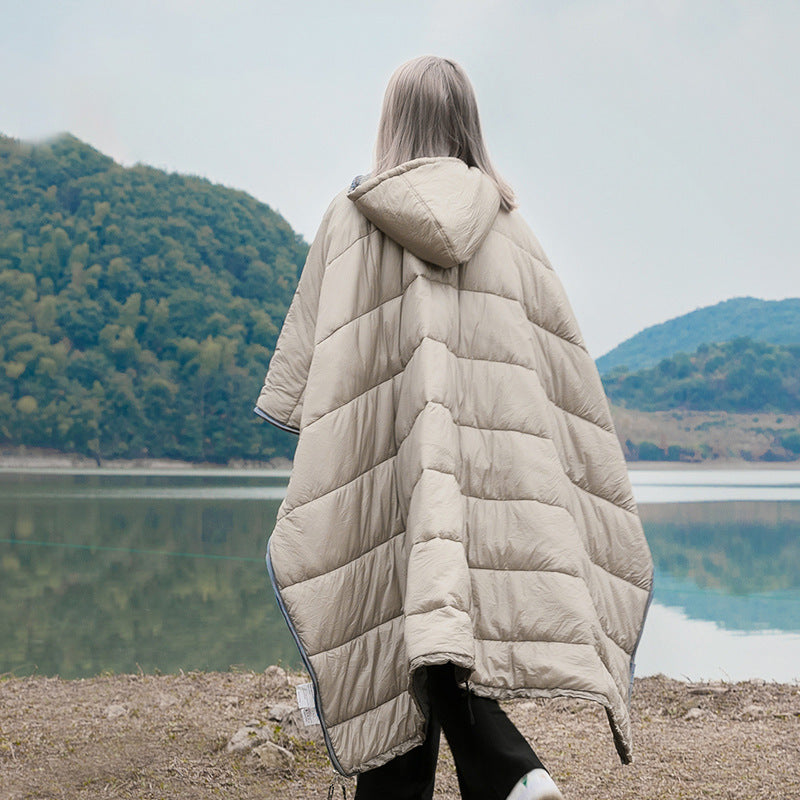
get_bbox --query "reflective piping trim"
[627,577,655,704]
[265,542,348,776]
[253,405,300,435]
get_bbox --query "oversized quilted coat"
[255,156,654,776]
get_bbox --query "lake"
[1,468,798,682]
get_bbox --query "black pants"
[354,663,544,800]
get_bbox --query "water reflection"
[635,604,800,683]
[0,470,798,681]
[637,500,800,680]
[640,501,800,599]
[0,471,300,678]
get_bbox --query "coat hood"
[347,157,501,268]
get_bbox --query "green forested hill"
[603,338,800,415]
[596,297,800,375]
[0,133,307,462]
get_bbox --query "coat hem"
[406,651,476,740]
[265,542,347,774]
[253,404,300,434]
[466,682,633,764]
[351,729,426,774]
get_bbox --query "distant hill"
[602,338,800,415]
[3,134,798,466]
[603,337,800,461]
[596,297,800,375]
[0,133,307,462]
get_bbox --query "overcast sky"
[2,0,798,357]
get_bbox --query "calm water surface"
[1,468,798,681]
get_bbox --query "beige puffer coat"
[255,156,653,776]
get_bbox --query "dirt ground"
[1,668,798,800]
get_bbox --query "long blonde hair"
[373,56,517,212]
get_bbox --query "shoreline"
[2,665,797,685]
[0,447,292,472]
[626,459,800,470]
[1,447,798,472]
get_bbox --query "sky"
[1,0,798,357]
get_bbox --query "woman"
[255,56,653,800]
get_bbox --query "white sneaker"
[505,767,565,800]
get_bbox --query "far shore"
[626,459,800,470]
[1,448,799,472]
[0,448,292,472]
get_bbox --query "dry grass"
[1,670,798,799]
[610,406,800,462]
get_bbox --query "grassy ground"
[610,406,800,462]
[1,669,798,799]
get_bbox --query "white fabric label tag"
[300,706,320,726]
[296,682,320,726]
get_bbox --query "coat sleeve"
[253,206,331,434]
